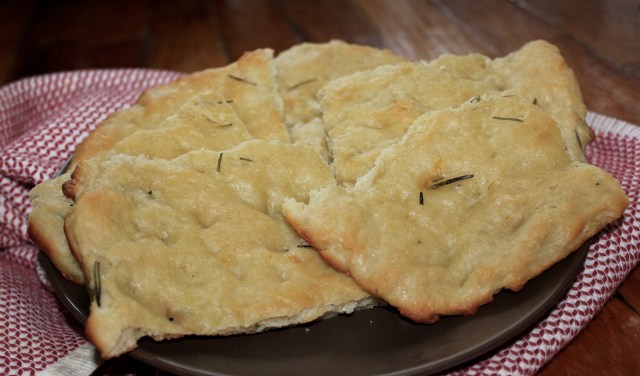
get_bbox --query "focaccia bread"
[29,50,285,284]
[30,42,404,285]
[72,48,287,166]
[275,40,406,127]
[321,40,590,185]
[40,90,256,282]
[63,141,374,358]
[275,40,405,155]
[284,96,628,323]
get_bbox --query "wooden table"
[2,1,638,375]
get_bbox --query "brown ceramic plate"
[39,240,587,376]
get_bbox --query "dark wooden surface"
[2,1,639,375]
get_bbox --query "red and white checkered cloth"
[0,70,638,375]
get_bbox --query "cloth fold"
[0,70,638,375]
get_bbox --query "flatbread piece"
[321,40,590,185]
[284,96,628,323]
[29,50,285,283]
[63,141,374,358]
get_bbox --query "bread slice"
[63,141,374,358]
[29,50,286,284]
[72,48,287,166]
[284,96,628,323]
[321,40,590,185]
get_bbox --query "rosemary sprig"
[216,152,224,173]
[429,174,474,189]
[93,261,101,307]
[575,129,583,150]
[288,78,318,90]
[492,116,523,123]
[227,74,257,86]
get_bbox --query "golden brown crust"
[284,96,629,323]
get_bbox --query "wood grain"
[354,0,483,59]
[280,0,385,47]
[0,1,638,375]
[214,0,299,61]
[148,0,228,71]
[516,0,640,79]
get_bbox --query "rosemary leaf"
[575,129,583,150]
[216,153,224,173]
[289,78,318,90]
[296,243,313,248]
[227,74,257,86]
[239,157,253,162]
[492,116,523,123]
[429,174,474,189]
[93,261,101,307]
[419,191,424,205]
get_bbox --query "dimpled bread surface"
[284,96,628,323]
[72,48,288,165]
[64,141,374,359]
[275,40,406,127]
[321,40,590,185]
[28,49,286,284]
